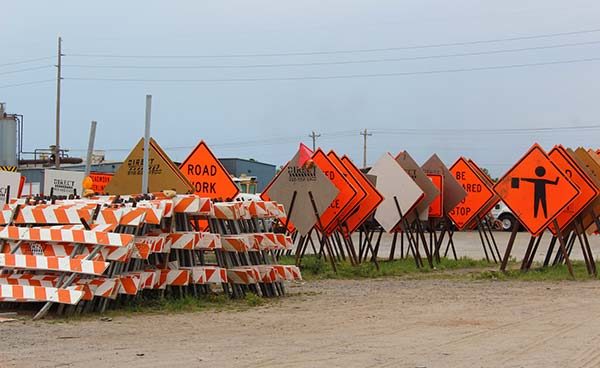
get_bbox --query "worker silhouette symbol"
[511,166,559,218]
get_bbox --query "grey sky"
[3,0,600,176]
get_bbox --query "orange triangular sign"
[179,141,240,200]
[104,138,194,195]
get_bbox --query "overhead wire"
[62,56,600,83]
[65,27,600,58]
[61,39,600,70]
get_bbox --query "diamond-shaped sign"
[368,153,424,233]
[448,157,495,230]
[396,151,439,221]
[548,145,599,235]
[179,141,240,200]
[422,154,467,215]
[467,159,500,226]
[341,155,383,234]
[325,151,366,235]
[427,174,444,218]
[263,149,339,236]
[494,144,579,237]
[311,149,357,234]
[105,138,194,195]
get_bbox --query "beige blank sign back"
[368,153,424,232]
[264,151,339,235]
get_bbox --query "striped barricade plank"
[253,233,277,251]
[166,232,199,250]
[162,269,190,286]
[227,267,260,285]
[0,284,84,305]
[140,270,158,289]
[0,274,59,287]
[118,273,142,295]
[255,265,281,283]
[96,208,123,225]
[173,195,212,215]
[119,208,147,227]
[0,226,135,248]
[131,236,165,259]
[244,201,270,218]
[185,266,227,284]
[0,208,15,225]
[213,202,241,220]
[0,254,109,275]
[197,232,221,250]
[221,235,252,252]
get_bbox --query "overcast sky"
[3,0,600,176]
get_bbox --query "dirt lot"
[2,275,600,368]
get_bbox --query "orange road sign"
[570,148,600,233]
[494,143,580,237]
[105,138,194,195]
[89,172,113,194]
[341,155,384,234]
[422,154,467,215]
[427,174,444,218]
[325,151,366,235]
[548,145,600,235]
[464,159,500,229]
[179,141,240,200]
[311,149,357,234]
[448,157,495,230]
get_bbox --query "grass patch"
[281,255,600,282]
[280,255,493,281]
[474,260,598,281]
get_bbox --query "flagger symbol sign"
[510,166,559,219]
[494,144,579,236]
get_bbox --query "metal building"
[218,158,276,193]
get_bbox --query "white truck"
[491,202,521,231]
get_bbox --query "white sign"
[368,153,424,233]
[0,171,21,203]
[44,169,84,197]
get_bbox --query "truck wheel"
[498,214,517,231]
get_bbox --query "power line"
[63,56,600,83]
[0,56,54,68]
[61,39,600,70]
[0,79,55,89]
[0,65,53,76]
[65,123,600,153]
[372,124,600,135]
[65,27,600,58]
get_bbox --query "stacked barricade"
[0,194,301,319]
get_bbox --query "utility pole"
[360,128,372,168]
[308,131,321,151]
[54,36,63,168]
[84,121,97,178]
[142,95,152,194]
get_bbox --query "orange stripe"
[73,230,85,243]
[12,285,24,299]
[55,209,69,224]
[34,286,46,300]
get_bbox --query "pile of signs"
[0,194,300,319]
[0,137,302,319]
[262,144,503,270]
[494,144,600,277]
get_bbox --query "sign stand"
[393,197,425,268]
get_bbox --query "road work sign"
[179,141,240,200]
[494,144,579,237]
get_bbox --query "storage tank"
[0,103,17,166]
